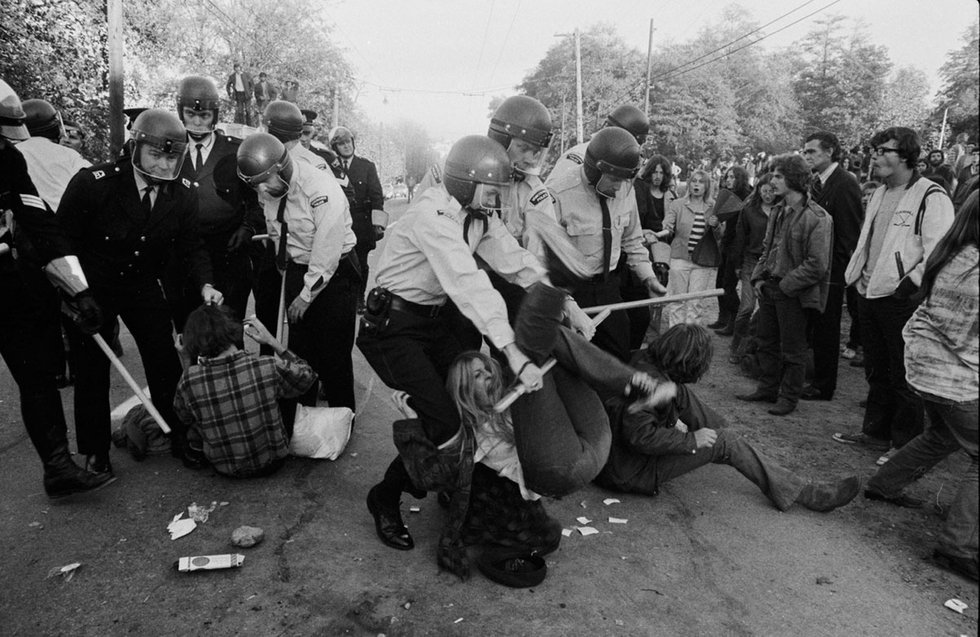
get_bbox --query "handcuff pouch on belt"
[359,286,391,335]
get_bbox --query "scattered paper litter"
[409,506,421,513]
[188,501,218,523]
[579,501,587,509]
[561,528,573,537]
[609,517,628,524]
[454,618,464,624]
[603,498,621,506]
[576,516,591,525]
[46,562,81,582]
[944,598,967,614]
[577,526,599,536]
[168,512,197,540]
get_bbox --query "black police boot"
[44,444,116,500]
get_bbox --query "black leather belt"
[389,293,442,319]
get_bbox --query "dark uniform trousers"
[0,267,72,458]
[255,257,358,413]
[165,231,253,330]
[357,302,473,504]
[806,282,845,397]
[67,281,183,455]
[572,273,630,363]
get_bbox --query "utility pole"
[106,0,124,157]
[938,107,949,148]
[560,93,567,155]
[574,28,584,144]
[332,86,340,129]
[644,19,654,117]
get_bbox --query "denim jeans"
[754,281,808,403]
[732,255,759,354]
[867,394,978,560]
[666,258,716,327]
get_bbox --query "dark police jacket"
[58,158,212,293]
[344,154,385,250]
[179,134,263,245]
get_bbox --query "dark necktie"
[141,185,154,217]
[195,143,204,171]
[599,197,613,281]
[810,176,823,200]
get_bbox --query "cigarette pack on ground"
[177,554,245,572]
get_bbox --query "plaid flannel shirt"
[174,349,317,477]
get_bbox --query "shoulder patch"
[529,189,550,206]
[311,195,329,208]
[567,153,583,165]
[92,170,106,180]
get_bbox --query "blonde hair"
[446,351,513,443]
[687,168,713,203]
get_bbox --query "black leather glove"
[226,226,254,252]
[373,225,385,241]
[72,291,103,335]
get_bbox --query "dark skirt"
[461,463,562,555]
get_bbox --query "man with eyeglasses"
[833,127,954,465]
[800,132,864,402]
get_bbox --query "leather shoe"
[796,476,860,512]
[84,453,113,476]
[736,390,777,403]
[864,489,924,509]
[800,385,832,401]
[768,398,797,416]
[366,485,414,550]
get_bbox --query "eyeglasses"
[873,147,901,156]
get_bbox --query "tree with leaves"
[933,21,979,141]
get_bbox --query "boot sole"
[47,474,118,501]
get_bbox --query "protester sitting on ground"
[173,305,317,478]
[389,352,563,578]
[595,324,861,513]
[864,191,978,582]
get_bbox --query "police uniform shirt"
[257,159,355,303]
[373,185,546,350]
[415,160,556,249]
[1,143,73,265]
[547,164,655,282]
[187,132,215,171]
[290,143,330,173]
[546,141,589,185]
[15,136,91,213]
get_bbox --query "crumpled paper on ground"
[168,513,196,540]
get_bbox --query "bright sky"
[327,0,978,142]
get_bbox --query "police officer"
[58,108,221,474]
[301,111,352,198]
[16,98,91,212]
[548,104,650,184]
[358,135,571,552]
[165,75,263,327]
[262,100,331,172]
[546,126,665,362]
[0,78,113,498]
[328,125,387,310]
[237,133,359,413]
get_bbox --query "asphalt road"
[1,197,976,636]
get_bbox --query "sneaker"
[832,432,890,450]
[841,347,857,360]
[876,447,898,465]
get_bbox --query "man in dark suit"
[168,75,263,327]
[225,63,254,126]
[801,131,864,401]
[253,72,277,119]
[58,109,221,473]
[329,126,386,309]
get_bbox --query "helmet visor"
[595,174,632,199]
[507,137,549,177]
[471,182,513,216]
[132,140,186,181]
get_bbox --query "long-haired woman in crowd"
[710,165,754,336]
[653,169,718,326]
[729,172,778,362]
[865,191,979,581]
[628,155,676,346]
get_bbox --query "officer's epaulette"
[566,152,584,165]
[546,170,579,194]
[434,208,462,226]
[220,134,242,147]
[429,164,442,184]
[87,161,124,181]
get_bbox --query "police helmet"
[129,108,188,181]
[443,135,512,212]
[177,76,220,139]
[237,132,293,197]
[329,126,355,156]
[262,100,304,142]
[0,78,29,142]
[22,98,64,141]
[584,127,640,198]
[606,104,649,145]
